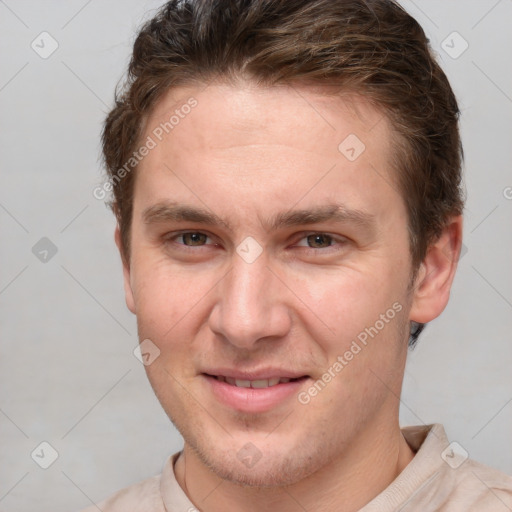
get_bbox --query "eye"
[303,233,333,248]
[179,232,209,246]
[295,233,341,249]
[161,230,221,261]
[165,231,215,248]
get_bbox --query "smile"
[213,375,300,388]
[202,373,310,413]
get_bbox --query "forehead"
[146,81,389,156]
[133,81,402,229]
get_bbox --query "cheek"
[288,264,404,347]
[131,263,192,346]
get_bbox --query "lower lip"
[203,375,309,413]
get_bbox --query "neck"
[174,419,415,512]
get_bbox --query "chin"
[189,437,326,488]
[208,454,312,488]
[161,391,340,487]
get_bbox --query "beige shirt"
[81,424,512,511]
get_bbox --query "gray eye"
[181,232,208,246]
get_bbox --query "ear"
[115,225,136,314]
[409,216,463,323]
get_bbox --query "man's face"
[122,82,415,486]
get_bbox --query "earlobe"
[114,226,136,314]
[409,216,463,324]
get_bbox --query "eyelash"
[164,231,348,253]
[162,231,217,254]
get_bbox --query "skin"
[116,80,462,512]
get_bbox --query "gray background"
[0,0,511,510]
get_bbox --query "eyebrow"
[142,201,376,232]
[143,202,231,229]
[270,204,375,231]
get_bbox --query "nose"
[208,254,292,350]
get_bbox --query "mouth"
[201,372,310,413]
[205,374,308,388]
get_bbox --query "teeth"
[251,379,271,388]
[217,376,294,388]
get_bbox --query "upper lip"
[202,368,309,380]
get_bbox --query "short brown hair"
[102,0,464,324]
